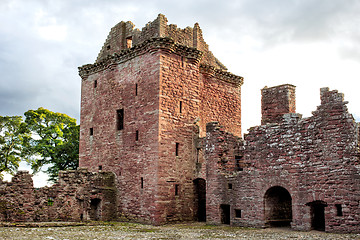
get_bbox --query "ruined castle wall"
[206,88,360,233]
[79,51,161,223]
[0,170,117,222]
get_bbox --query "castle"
[0,14,359,233]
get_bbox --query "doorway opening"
[193,178,206,222]
[90,198,101,221]
[307,200,327,231]
[220,204,230,224]
[264,186,292,227]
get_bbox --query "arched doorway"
[306,200,327,231]
[264,186,292,227]
[193,178,206,222]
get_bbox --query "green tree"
[0,116,30,178]
[24,107,79,182]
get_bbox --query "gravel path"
[0,222,359,240]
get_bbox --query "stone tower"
[78,14,243,224]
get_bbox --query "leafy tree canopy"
[24,107,79,182]
[0,116,30,178]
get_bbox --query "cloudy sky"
[2,0,360,186]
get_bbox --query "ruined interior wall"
[206,88,360,233]
[95,14,227,70]
[0,169,117,222]
[79,51,161,224]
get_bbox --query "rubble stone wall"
[206,86,360,233]
[0,169,117,222]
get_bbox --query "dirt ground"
[0,222,359,240]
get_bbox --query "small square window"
[228,183,233,189]
[235,209,241,218]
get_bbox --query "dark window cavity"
[335,204,343,216]
[98,165,102,171]
[228,183,233,189]
[175,184,179,196]
[235,209,242,218]
[235,155,244,171]
[141,177,144,189]
[175,142,179,156]
[136,130,139,141]
[179,101,182,113]
[90,128,94,136]
[117,109,124,130]
[94,80,97,88]
[135,83,138,96]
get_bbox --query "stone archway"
[193,178,206,222]
[264,186,292,227]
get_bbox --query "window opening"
[175,143,179,156]
[107,45,110,50]
[90,128,94,136]
[235,209,242,218]
[235,155,244,171]
[98,165,102,171]
[228,183,233,189]
[175,184,179,196]
[135,83,138,96]
[117,109,124,130]
[335,204,343,216]
[179,101,182,113]
[141,177,144,189]
[126,37,132,48]
[94,80,97,88]
[136,130,139,141]
[47,197,54,206]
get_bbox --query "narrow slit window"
[335,204,343,216]
[179,101,182,113]
[135,130,139,141]
[117,109,124,130]
[141,177,144,189]
[175,184,179,196]
[126,37,132,48]
[90,128,93,136]
[135,83,138,96]
[94,80,97,88]
[175,142,179,156]
[235,156,244,171]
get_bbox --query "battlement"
[95,14,226,70]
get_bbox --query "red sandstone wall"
[200,74,242,137]
[79,52,161,224]
[206,88,360,233]
[157,51,201,223]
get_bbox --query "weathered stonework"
[205,86,360,233]
[0,169,117,222]
[1,14,359,233]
